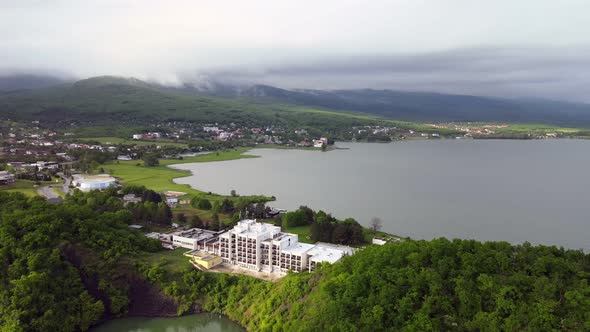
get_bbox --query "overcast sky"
[1,0,590,101]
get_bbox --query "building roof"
[173,228,218,241]
[281,242,315,256]
[73,174,116,184]
[307,243,354,264]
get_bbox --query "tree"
[210,213,220,231]
[220,199,234,213]
[190,215,204,228]
[254,202,266,219]
[282,210,306,228]
[176,213,187,224]
[230,189,238,197]
[142,190,162,204]
[154,203,172,225]
[196,198,212,210]
[142,154,159,166]
[370,217,383,232]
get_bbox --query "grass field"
[104,148,269,202]
[52,186,66,198]
[159,147,258,165]
[282,225,313,243]
[0,180,48,197]
[495,124,581,134]
[104,162,203,196]
[138,248,192,275]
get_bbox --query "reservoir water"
[90,314,244,332]
[172,140,590,251]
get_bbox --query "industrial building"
[72,174,117,192]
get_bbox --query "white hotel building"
[219,220,353,273]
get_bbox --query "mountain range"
[1,74,590,127]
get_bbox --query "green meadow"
[104,148,267,202]
[0,180,49,197]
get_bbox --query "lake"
[90,314,244,332]
[172,140,590,251]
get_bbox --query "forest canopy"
[0,190,589,331]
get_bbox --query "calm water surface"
[90,314,244,332]
[172,140,590,251]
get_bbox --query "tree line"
[281,206,366,245]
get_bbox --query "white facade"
[171,228,219,251]
[219,220,352,273]
[307,243,354,272]
[372,238,387,245]
[313,137,328,148]
[0,171,15,184]
[72,174,117,192]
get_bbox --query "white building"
[0,171,15,185]
[306,243,354,272]
[132,134,143,140]
[313,137,328,148]
[170,228,220,251]
[219,220,352,273]
[72,174,117,192]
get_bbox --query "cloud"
[186,47,590,102]
[1,1,590,101]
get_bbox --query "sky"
[1,0,590,101]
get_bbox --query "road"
[37,185,58,199]
[57,172,72,195]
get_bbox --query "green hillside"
[0,76,384,133]
[2,190,589,331]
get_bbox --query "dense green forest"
[1,190,589,331]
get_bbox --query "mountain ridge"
[2,74,590,126]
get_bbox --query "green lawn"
[52,187,66,198]
[159,147,258,165]
[0,180,43,197]
[282,225,313,243]
[104,148,270,202]
[139,248,192,275]
[105,162,203,196]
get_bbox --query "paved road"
[57,172,72,195]
[37,185,58,199]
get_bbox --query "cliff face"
[60,243,180,321]
[126,274,179,317]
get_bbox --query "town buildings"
[0,171,15,185]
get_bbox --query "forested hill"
[3,75,590,128]
[236,85,590,127]
[1,190,589,331]
[0,76,382,132]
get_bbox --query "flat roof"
[281,242,315,256]
[173,228,218,241]
[73,174,116,184]
[308,243,353,264]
